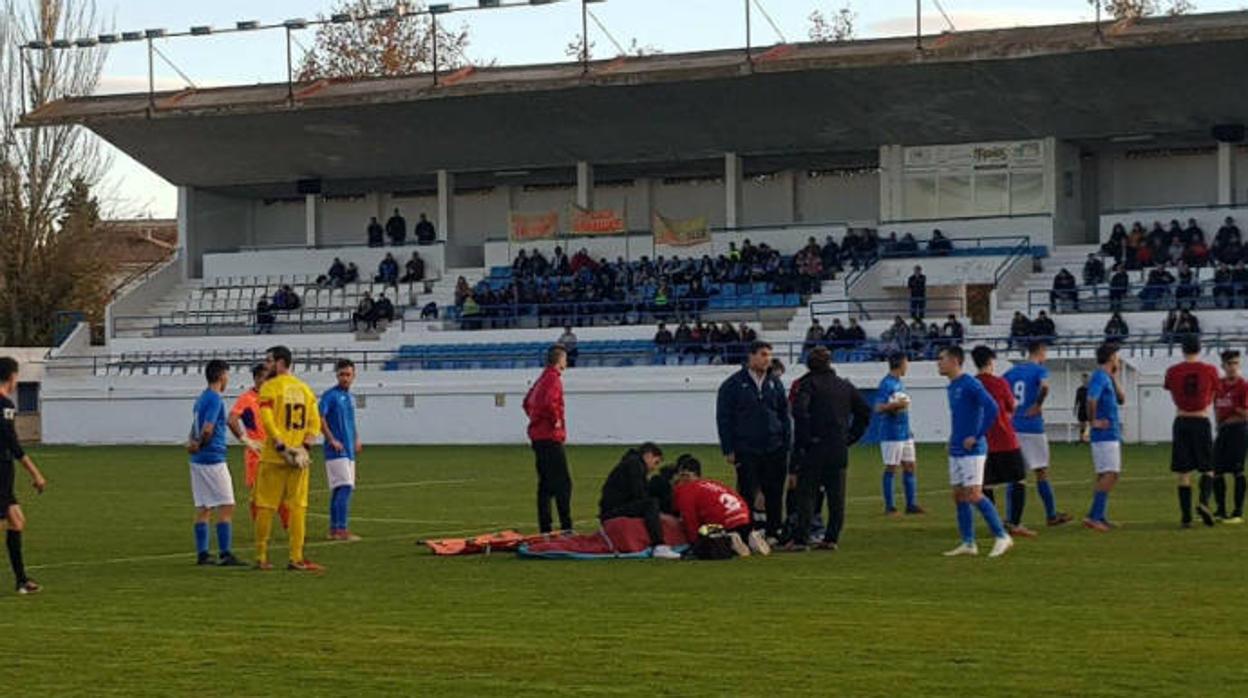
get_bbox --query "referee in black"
[0,357,48,594]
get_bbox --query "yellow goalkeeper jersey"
[258,372,322,465]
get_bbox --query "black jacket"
[599,449,649,516]
[716,367,791,456]
[791,367,871,471]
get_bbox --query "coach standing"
[717,341,791,541]
[524,345,573,534]
[789,347,871,551]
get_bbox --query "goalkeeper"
[256,345,323,572]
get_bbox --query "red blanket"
[521,515,689,557]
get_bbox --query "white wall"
[876,256,1015,288]
[797,170,879,223]
[251,199,306,248]
[202,244,445,284]
[1099,150,1219,211]
[320,196,375,246]
[878,214,1054,250]
[106,257,184,339]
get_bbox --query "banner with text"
[652,212,711,247]
[567,205,627,236]
[508,210,560,242]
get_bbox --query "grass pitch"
[1,443,1245,697]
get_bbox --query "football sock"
[6,530,27,584]
[975,497,1008,538]
[193,522,210,555]
[215,522,232,555]
[1198,474,1214,506]
[328,489,341,531]
[1235,474,1247,516]
[278,503,291,530]
[1213,475,1228,516]
[288,506,307,563]
[254,508,274,564]
[1037,480,1058,520]
[902,472,918,509]
[882,471,896,510]
[1090,491,1110,522]
[1008,482,1027,526]
[339,486,354,531]
[955,501,975,545]
[1178,485,1193,523]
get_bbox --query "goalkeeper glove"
[282,445,311,469]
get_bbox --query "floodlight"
[190,26,213,36]
[75,38,99,48]
[331,13,353,23]
[51,39,72,49]
[25,40,48,49]
[283,18,308,30]
[145,28,166,39]
[236,20,260,31]
[430,4,452,14]
[478,0,501,6]
[97,34,119,44]
[121,31,144,41]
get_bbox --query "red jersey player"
[971,346,1035,538]
[670,455,768,557]
[1213,350,1248,523]
[1163,336,1221,527]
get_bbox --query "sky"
[85,0,1247,218]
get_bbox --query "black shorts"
[1171,417,1214,473]
[1214,422,1248,475]
[984,450,1026,486]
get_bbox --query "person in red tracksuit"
[523,345,572,534]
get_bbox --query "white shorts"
[1018,433,1050,471]
[881,440,917,467]
[190,463,235,509]
[1092,441,1122,474]
[948,455,987,488]
[325,458,357,490]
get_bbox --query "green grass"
[1,443,1245,696]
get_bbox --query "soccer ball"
[892,392,912,405]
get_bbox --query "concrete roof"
[22,11,1248,195]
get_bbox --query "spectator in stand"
[1083,254,1107,287]
[272,285,301,311]
[908,265,927,319]
[460,293,481,330]
[375,253,399,289]
[569,248,596,275]
[385,208,407,246]
[1215,227,1243,266]
[1167,236,1185,267]
[324,257,348,289]
[1109,264,1130,312]
[720,322,743,365]
[1009,311,1032,349]
[415,213,436,245]
[943,314,965,343]
[1032,310,1056,342]
[1102,223,1128,262]
[374,293,395,325]
[1214,262,1235,308]
[804,319,825,352]
[1185,227,1209,268]
[674,322,694,359]
[821,235,842,274]
[1139,264,1176,311]
[846,318,867,347]
[1104,312,1129,342]
[1174,262,1200,309]
[558,327,579,368]
[908,318,928,354]
[825,319,848,349]
[343,262,360,286]
[1183,218,1203,245]
[420,302,439,320]
[882,316,910,352]
[738,323,758,346]
[928,229,954,255]
[1051,268,1078,311]
[1235,261,1248,309]
[1163,309,1179,342]
[1217,216,1241,251]
[454,276,470,309]
[1174,309,1201,339]
[367,217,384,247]
[400,252,425,284]
[654,322,674,355]
[796,245,823,295]
[550,246,571,276]
[254,298,275,334]
[897,233,920,255]
[352,292,377,331]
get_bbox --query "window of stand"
[902,141,1046,220]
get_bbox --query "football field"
[1,443,1244,696]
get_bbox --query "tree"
[809,4,856,42]
[564,35,661,62]
[1096,0,1196,20]
[297,0,472,81]
[0,0,115,346]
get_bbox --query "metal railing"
[452,296,800,331]
[809,296,966,322]
[1026,279,1248,315]
[877,234,1032,260]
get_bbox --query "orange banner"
[508,211,560,242]
[652,212,711,247]
[568,206,627,236]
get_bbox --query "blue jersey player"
[937,346,1013,558]
[1002,342,1072,528]
[876,353,924,516]
[1084,344,1126,532]
[187,359,244,567]
[320,359,361,541]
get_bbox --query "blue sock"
[1037,480,1058,519]
[1090,491,1109,521]
[956,501,975,545]
[339,486,354,531]
[1005,483,1017,523]
[328,491,340,531]
[882,471,896,511]
[215,522,232,555]
[193,522,209,555]
[902,472,917,509]
[975,497,1008,538]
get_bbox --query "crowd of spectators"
[253,285,302,333]
[367,209,438,247]
[316,252,425,291]
[653,321,761,364]
[1008,310,1057,348]
[351,291,397,331]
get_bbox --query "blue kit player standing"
[187,359,244,567]
[320,359,362,541]
[1003,342,1073,527]
[937,346,1013,558]
[1083,344,1126,532]
[876,353,923,516]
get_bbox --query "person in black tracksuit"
[790,347,872,550]
[716,341,792,540]
[599,443,666,547]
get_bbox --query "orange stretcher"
[422,530,565,556]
